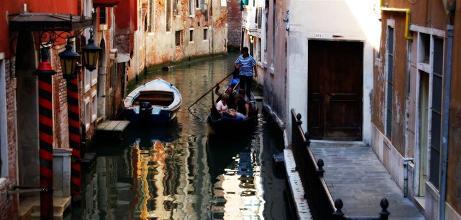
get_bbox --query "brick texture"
[227,0,242,49]
[1,59,18,220]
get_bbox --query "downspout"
[439,6,455,219]
[381,7,412,40]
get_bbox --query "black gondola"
[207,79,259,135]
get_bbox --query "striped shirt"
[235,55,256,77]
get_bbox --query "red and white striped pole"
[36,47,56,220]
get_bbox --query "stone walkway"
[310,141,424,220]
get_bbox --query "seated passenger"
[216,94,229,113]
[227,109,247,121]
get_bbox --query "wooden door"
[308,40,363,140]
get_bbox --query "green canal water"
[70,55,292,220]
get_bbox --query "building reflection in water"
[77,56,271,219]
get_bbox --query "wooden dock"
[96,120,130,139]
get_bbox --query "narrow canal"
[71,55,292,219]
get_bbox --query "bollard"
[317,159,325,177]
[379,198,390,220]
[333,199,345,220]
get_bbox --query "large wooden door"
[308,40,363,140]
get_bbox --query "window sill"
[92,115,97,122]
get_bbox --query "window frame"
[414,28,446,190]
[384,21,395,140]
[203,28,208,41]
[0,54,8,178]
[189,28,194,43]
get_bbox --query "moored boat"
[124,79,182,123]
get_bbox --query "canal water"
[71,55,292,219]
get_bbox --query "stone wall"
[1,58,18,219]
[227,0,242,50]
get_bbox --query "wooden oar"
[187,72,234,112]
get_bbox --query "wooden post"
[38,72,54,219]
[66,74,82,199]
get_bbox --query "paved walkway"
[310,141,424,220]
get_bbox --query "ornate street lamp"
[82,30,102,71]
[36,47,56,76]
[59,39,80,78]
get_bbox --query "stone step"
[19,196,71,220]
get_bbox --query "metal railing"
[290,109,390,220]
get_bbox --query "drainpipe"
[380,7,412,40]
[439,11,455,220]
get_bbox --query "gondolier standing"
[235,47,257,100]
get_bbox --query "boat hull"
[125,109,178,123]
[207,114,258,135]
[123,78,182,124]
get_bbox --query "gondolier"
[235,47,257,100]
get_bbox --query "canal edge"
[263,104,312,220]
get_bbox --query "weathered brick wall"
[227,0,242,49]
[1,58,18,220]
[51,49,69,149]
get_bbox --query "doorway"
[308,40,363,140]
[15,32,40,186]
[418,71,429,196]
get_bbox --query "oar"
[187,71,234,112]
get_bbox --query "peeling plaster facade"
[242,0,288,127]
[373,0,461,219]
[126,0,228,81]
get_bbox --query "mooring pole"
[66,70,82,199]
[37,56,55,219]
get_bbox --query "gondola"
[207,81,258,135]
[124,78,182,123]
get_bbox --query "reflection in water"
[73,55,288,220]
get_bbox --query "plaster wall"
[129,0,227,78]
[447,0,461,215]
[287,0,380,144]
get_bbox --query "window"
[0,58,8,177]
[429,37,444,189]
[175,30,183,46]
[256,8,262,29]
[149,0,154,32]
[84,100,91,130]
[99,7,107,24]
[257,38,261,62]
[203,28,208,40]
[84,69,91,92]
[385,26,394,139]
[189,0,194,16]
[195,0,200,8]
[166,0,172,32]
[189,29,194,42]
[92,95,97,122]
[419,33,430,64]
[174,0,179,15]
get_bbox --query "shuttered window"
[429,37,444,189]
[385,26,394,139]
